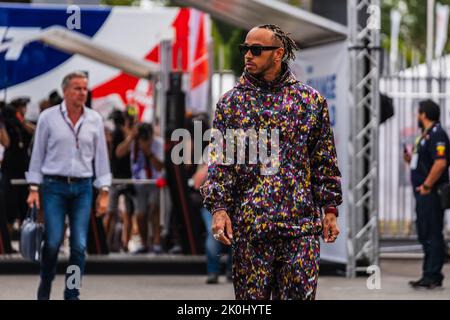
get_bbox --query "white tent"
[0,25,160,79]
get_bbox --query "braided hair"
[257,24,298,62]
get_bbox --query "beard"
[249,54,276,79]
[418,119,424,131]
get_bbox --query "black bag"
[19,206,44,262]
[437,183,450,210]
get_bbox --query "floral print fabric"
[201,66,342,241]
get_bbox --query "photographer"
[116,119,164,254]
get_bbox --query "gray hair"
[61,71,88,90]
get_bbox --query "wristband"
[324,207,338,217]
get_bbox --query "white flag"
[390,10,401,72]
[188,9,211,114]
[435,3,449,58]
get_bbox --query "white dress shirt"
[26,101,112,188]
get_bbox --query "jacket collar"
[238,63,297,92]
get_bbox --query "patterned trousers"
[231,234,320,300]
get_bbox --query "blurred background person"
[116,119,164,254]
[1,97,35,242]
[0,101,12,253]
[0,101,11,152]
[39,99,52,114]
[48,90,63,106]
[104,109,135,252]
[188,113,232,284]
[193,163,232,284]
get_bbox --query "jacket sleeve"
[200,100,237,214]
[309,96,343,209]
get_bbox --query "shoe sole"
[410,284,443,290]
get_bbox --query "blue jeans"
[40,177,93,300]
[200,207,231,274]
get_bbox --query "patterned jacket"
[201,66,342,240]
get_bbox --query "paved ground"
[0,259,449,300]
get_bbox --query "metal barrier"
[6,178,170,254]
[10,179,166,223]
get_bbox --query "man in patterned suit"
[201,25,342,300]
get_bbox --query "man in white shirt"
[26,71,112,300]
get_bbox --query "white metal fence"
[379,54,450,239]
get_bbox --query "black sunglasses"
[238,44,280,56]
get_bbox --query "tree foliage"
[101,0,136,6]
[211,19,246,76]
[381,0,450,62]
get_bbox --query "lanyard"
[413,122,437,153]
[59,104,84,149]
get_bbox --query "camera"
[125,105,138,128]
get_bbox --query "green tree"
[101,0,136,6]
[211,19,246,76]
[381,0,450,64]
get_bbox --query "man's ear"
[276,47,285,61]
